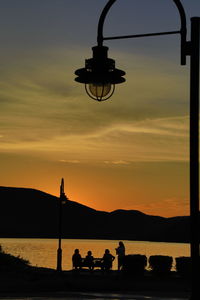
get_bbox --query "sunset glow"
[0,0,199,217]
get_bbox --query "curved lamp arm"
[97,0,188,65]
[97,0,116,46]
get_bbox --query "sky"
[0,0,199,217]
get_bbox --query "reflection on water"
[74,292,186,300]
[76,292,155,299]
[0,293,187,300]
[0,238,189,270]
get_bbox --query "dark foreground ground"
[0,266,191,299]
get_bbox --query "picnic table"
[81,257,103,269]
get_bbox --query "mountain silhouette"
[0,186,196,243]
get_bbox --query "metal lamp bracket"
[97,0,189,65]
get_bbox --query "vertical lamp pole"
[74,1,199,298]
[57,178,67,272]
[190,17,200,299]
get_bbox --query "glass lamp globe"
[85,82,115,101]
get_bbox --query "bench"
[81,258,103,269]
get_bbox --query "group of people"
[72,241,125,271]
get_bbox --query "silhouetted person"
[116,241,125,270]
[84,250,94,270]
[72,248,82,270]
[102,249,115,271]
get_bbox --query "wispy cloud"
[128,197,189,217]
[59,159,80,164]
[104,160,130,165]
[0,46,188,164]
[0,114,188,164]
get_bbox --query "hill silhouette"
[0,186,196,243]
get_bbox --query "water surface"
[0,238,189,270]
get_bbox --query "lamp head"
[75,46,125,101]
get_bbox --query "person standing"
[116,241,125,270]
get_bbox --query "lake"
[0,238,190,270]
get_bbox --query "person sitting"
[102,249,115,271]
[84,250,94,270]
[72,248,82,270]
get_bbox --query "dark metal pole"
[57,178,64,272]
[189,17,200,300]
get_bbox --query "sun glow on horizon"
[0,0,197,219]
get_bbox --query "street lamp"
[75,45,125,101]
[74,0,187,102]
[74,0,199,299]
[57,178,68,272]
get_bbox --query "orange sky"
[0,0,198,217]
[0,152,190,217]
